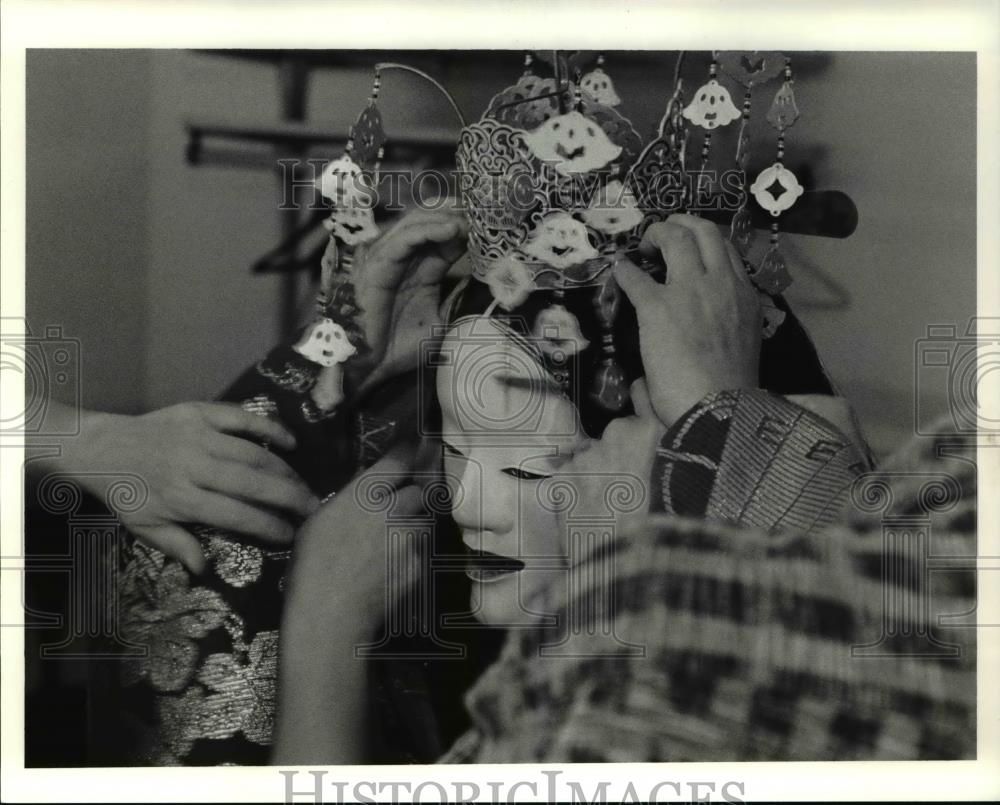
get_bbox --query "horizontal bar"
[700,190,858,239]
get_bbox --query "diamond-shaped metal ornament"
[717,51,786,88]
[350,104,387,166]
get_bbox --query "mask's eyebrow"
[441,438,467,456]
[494,371,565,398]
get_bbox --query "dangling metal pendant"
[533,304,590,358]
[729,206,756,257]
[716,51,786,88]
[579,67,622,107]
[589,271,628,412]
[759,291,787,339]
[735,128,752,170]
[750,246,793,295]
[592,355,628,412]
[682,80,741,130]
[767,82,800,130]
[317,237,340,313]
[351,104,387,166]
[750,162,804,216]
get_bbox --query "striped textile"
[440,412,976,762]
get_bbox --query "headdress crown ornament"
[314,52,804,413]
[452,52,799,302]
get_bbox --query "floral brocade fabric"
[108,343,414,765]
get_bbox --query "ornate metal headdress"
[307,51,804,415]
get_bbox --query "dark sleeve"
[224,339,420,495]
[108,339,420,765]
[649,389,871,533]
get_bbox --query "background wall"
[25,50,976,457]
[26,49,152,415]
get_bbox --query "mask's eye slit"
[502,467,550,481]
[442,440,467,458]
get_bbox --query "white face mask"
[436,317,586,626]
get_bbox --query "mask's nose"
[446,453,514,538]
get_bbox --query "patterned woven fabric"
[652,389,870,531]
[440,415,976,762]
[108,345,420,765]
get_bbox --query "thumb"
[629,378,655,419]
[613,258,659,316]
[368,442,420,479]
[130,523,206,575]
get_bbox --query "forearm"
[272,603,370,764]
[25,401,123,490]
[272,540,384,764]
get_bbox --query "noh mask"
[293,318,357,367]
[523,212,599,269]
[523,110,622,175]
[682,80,741,130]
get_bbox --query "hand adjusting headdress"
[310,51,806,417]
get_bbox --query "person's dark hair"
[446,274,835,438]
